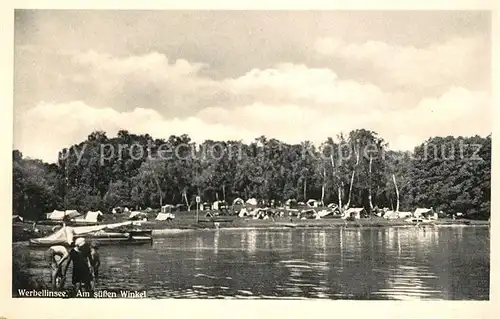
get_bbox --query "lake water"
[13,226,490,300]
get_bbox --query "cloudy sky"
[14,10,491,162]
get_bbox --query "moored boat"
[404,217,434,224]
[28,221,153,247]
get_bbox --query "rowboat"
[28,221,153,247]
[404,217,434,224]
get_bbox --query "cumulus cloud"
[314,36,488,90]
[16,85,490,162]
[225,64,391,112]
[15,46,222,117]
[16,101,258,162]
[361,87,491,150]
[15,43,491,162]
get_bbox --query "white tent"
[285,199,296,206]
[248,208,260,216]
[246,198,258,206]
[383,210,399,219]
[238,208,249,217]
[48,210,81,220]
[65,210,80,218]
[161,204,174,213]
[233,198,245,205]
[85,211,104,222]
[343,208,365,219]
[414,208,433,217]
[317,210,332,218]
[156,212,175,221]
[48,210,65,220]
[128,211,147,220]
[307,199,321,207]
[397,211,412,218]
[212,201,221,210]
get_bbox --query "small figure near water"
[45,244,69,290]
[58,237,95,296]
[89,242,101,289]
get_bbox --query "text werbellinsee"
[17,289,147,298]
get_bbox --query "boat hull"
[29,233,153,247]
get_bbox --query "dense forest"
[12,129,491,220]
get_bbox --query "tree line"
[12,129,491,220]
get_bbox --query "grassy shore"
[12,212,489,242]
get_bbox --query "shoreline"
[150,218,489,234]
[13,218,489,243]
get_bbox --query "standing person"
[45,245,69,290]
[62,216,75,245]
[59,238,94,296]
[89,242,101,289]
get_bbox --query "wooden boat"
[404,217,434,224]
[274,223,297,228]
[28,221,153,247]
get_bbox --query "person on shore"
[45,244,69,290]
[59,238,94,295]
[89,242,101,288]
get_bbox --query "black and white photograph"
[10,9,492,302]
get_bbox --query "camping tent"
[212,201,222,210]
[414,208,434,218]
[161,204,174,213]
[343,208,365,219]
[128,211,147,220]
[307,199,322,207]
[233,198,244,205]
[85,211,104,223]
[238,208,249,217]
[383,210,399,219]
[285,199,297,208]
[156,212,175,221]
[246,198,258,206]
[12,215,24,222]
[317,210,332,218]
[47,210,81,220]
[397,211,412,218]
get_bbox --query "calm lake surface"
[13,226,489,300]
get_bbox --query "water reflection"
[13,227,489,300]
[213,230,219,255]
